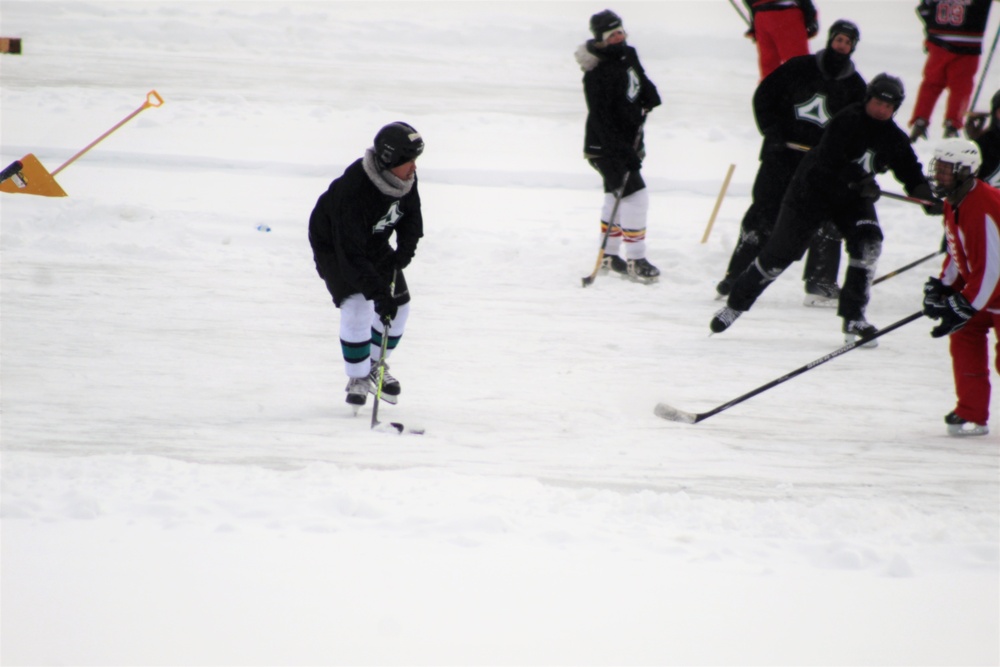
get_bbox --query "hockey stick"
[880,191,937,206]
[727,0,752,28]
[370,271,423,435]
[654,311,924,424]
[701,163,736,243]
[971,24,1000,112]
[581,118,647,287]
[872,250,943,285]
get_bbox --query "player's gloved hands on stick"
[924,288,975,338]
[374,293,398,322]
[849,175,881,201]
[922,276,953,316]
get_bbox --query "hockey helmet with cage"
[929,138,982,197]
[827,19,860,52]
[374,122,424,170]
[865,73,905,110]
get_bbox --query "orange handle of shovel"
[52,90,164,176]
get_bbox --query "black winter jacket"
[309,157,422,306]
[754,50,867,153]
[577,41,661,161]
[789,103,929,207]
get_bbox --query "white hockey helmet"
[929,138,982,197]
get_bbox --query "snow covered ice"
[1,1,998,664]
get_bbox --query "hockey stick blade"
[372,420,425,435]
[654,311,924,425]
[653,402,699,424]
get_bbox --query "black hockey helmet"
[590,9,623,41]
[866,73,905,110]
[374,122,424,169]
[827,19,860,52]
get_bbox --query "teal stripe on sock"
[341,339,370,362]
[370,328,402,351]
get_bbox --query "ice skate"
[369,359,400,404]
[627,257,660,284]
[909,118,928,143]
[345,376,370,413]
[803,281,840,308]
[710,306,743,333]
[715,277,733,301]
[843,319,878,348]
[944,411,989,436]
[601,254,628,277]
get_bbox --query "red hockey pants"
[753,9,810,80]
[910,41,980,130]
[949,308,1000,425]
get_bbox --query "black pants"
[588,156,646,197]
[722,150,841,288]
[727,191,882,322]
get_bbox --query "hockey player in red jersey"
[743,0,819,80]
[923,138,1000,436]
[909,0,994,141]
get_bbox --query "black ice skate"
[803,281,840,308]
[369,359,400,404]
[715,277,733,301]
[843,319,878,348]
[601,254,628,276]
[345,376,370,411]
[627,258,660,284]
[944,411,988,436]
[710,306,743,333]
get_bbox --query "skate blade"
[844,333,878,349]
[803,295,838,308]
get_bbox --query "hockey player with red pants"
[923,139,1000,437]
[908,0,993,141]
[743,0,818,80]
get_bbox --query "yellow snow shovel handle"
[51,89,164,176]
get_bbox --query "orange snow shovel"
[1,89,164,197]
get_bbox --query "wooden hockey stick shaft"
[701,163,736,243]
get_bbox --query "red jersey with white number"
[941,179,1000,313]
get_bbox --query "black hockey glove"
[374,293,398,323]
[911,181,944,215]
[805,19,819,38]
[928,292,975,338]
[848,175,880,201]
[966,112,990,141]
[922,276,954,316]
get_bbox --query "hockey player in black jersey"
[575,9,662,284]
[309,122,424,408]
[711,74,943,346]
[967,89,1000,186]
[717,20,866,307]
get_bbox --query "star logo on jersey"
[626,67,640,102]
[854,149,876,175]
[374,201,403,233]
[794,93,831,128]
